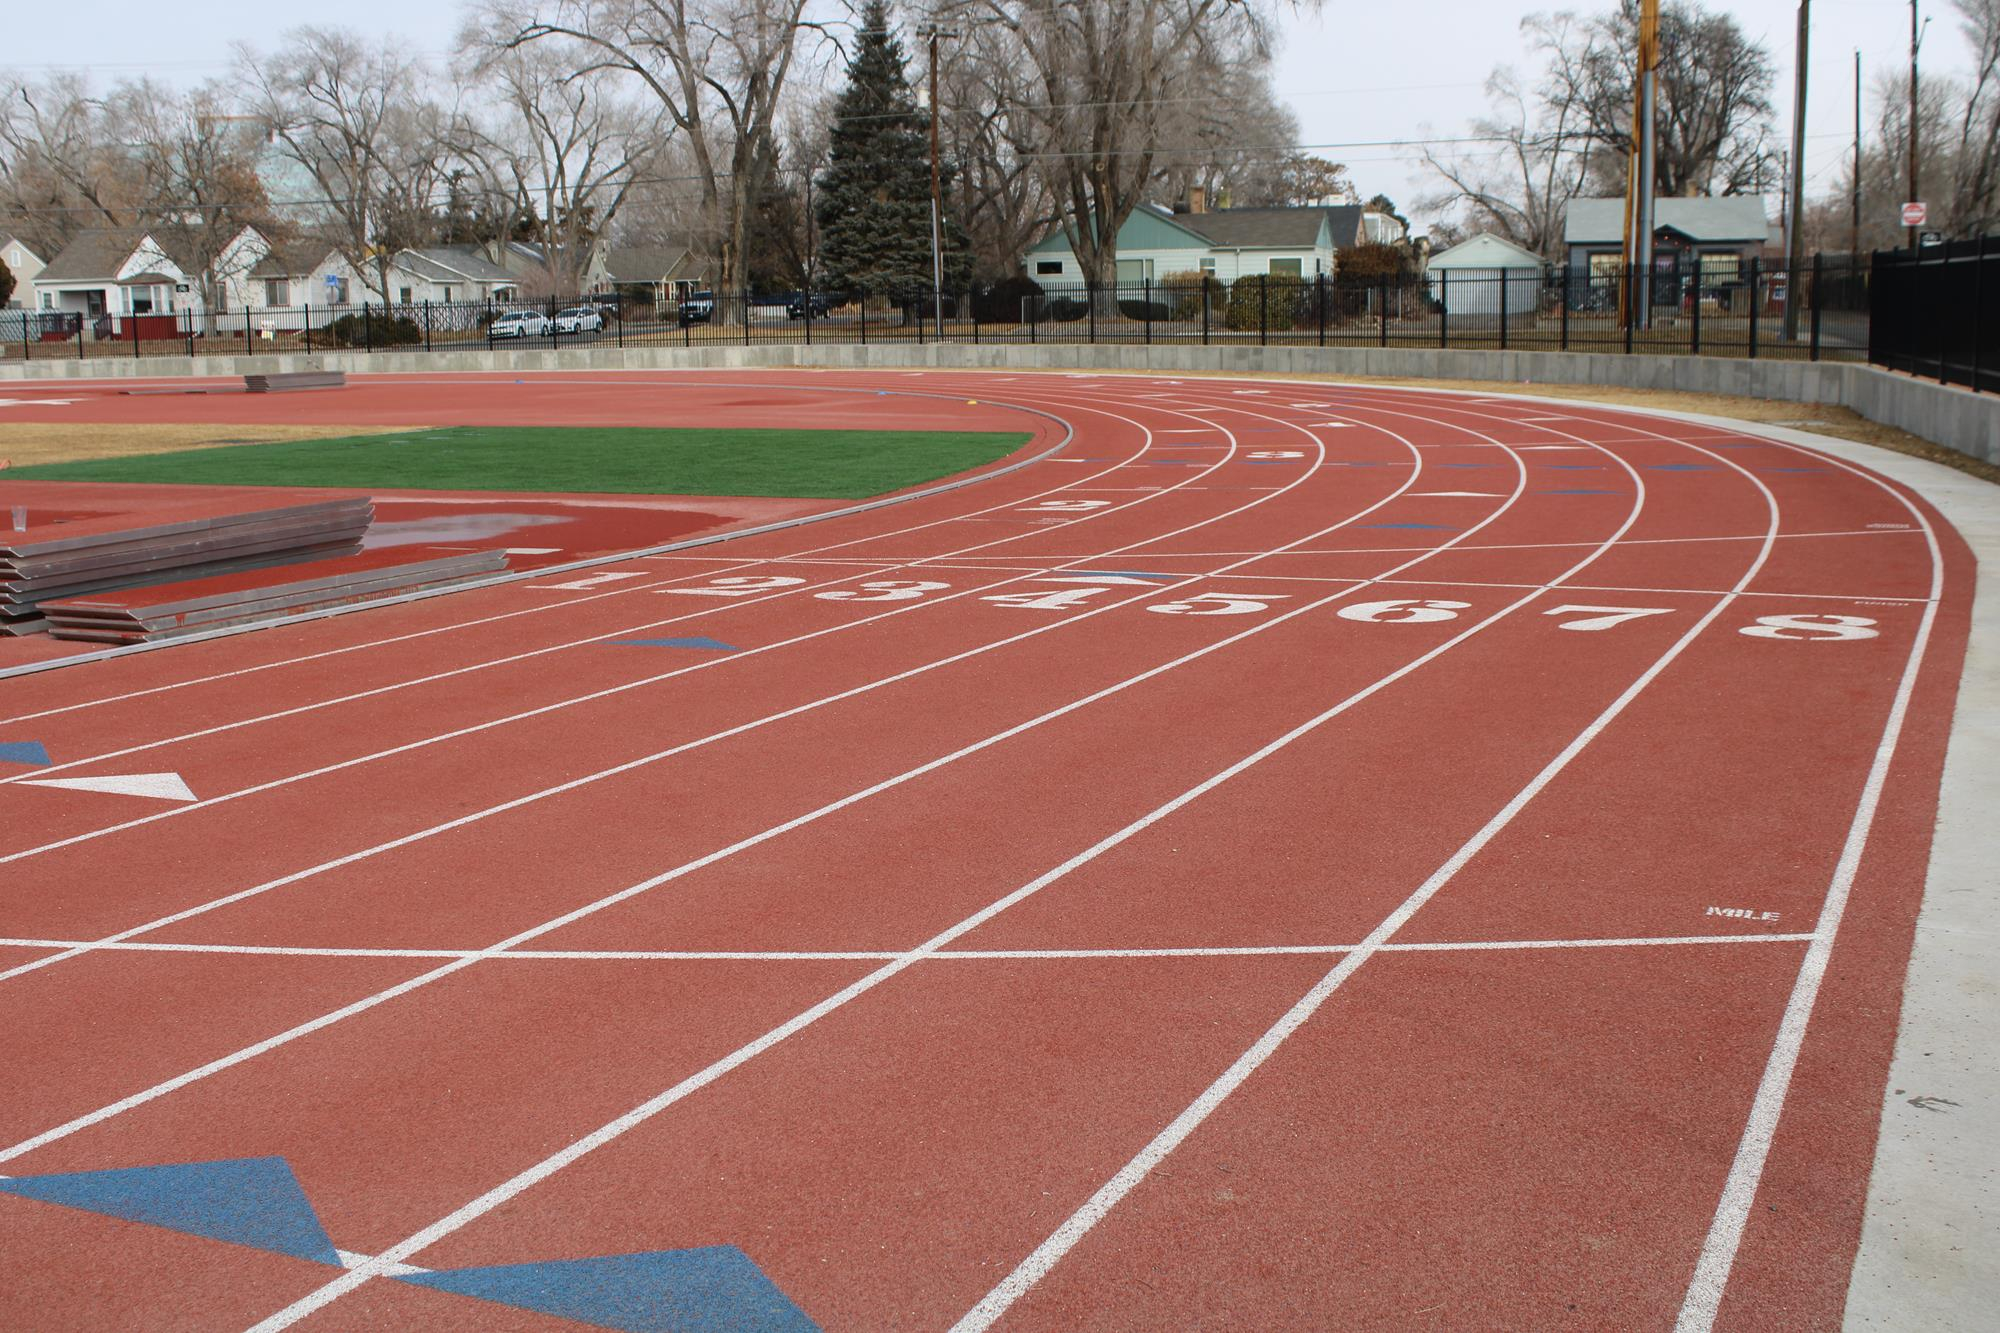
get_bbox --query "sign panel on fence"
[1901,201,1928,226]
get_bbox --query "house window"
[41,292,53,309]
[265,279,289,306]
[1036,261,1062,275]
[1268,258,1303,277]
[399,286,414,305]
[1115,258,1154,285]
[439,285,454,302]
[1699,251,1740,283]
[1198,258,1216,274]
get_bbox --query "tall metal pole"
[928,29,946,339]
[1852,49,1863,260]
[1625,0,1661,332]
[1784,0,1811,342]
[1910,0,1922,250]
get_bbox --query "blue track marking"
[1647,463,1713,471]
[607,637,739,651]
[0,740,52,767]
[1361,522,1461,531]
[0,1157,340,1265]
[398,1247,819,1333]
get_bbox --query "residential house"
[604,245,709,307]
[1,236,46,306]
[488,239,613,297]
[244,243,522,329]
[1563,196,1777,289]
[1023,193,1369,288]
[30,225,269,334]
[1425,233,1546,320]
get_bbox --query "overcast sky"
[10,0,1970,233]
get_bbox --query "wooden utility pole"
[1910,0,1922,251]
[1784,0,1810,341]
[1852,50,1862,261]
[1621,0,1661,330]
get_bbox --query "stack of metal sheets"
[0,495,374,635]
[40,547,507,644]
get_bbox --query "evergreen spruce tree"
[815,1,969,298]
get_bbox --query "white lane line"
[0,406,1444,1169]
[0,933,1814,962]
[1671,443,1947,1332]
[949,392,1787,1331]
[246,417,1645,1329]
[0,392,1285,852]
[0,400,1366,978]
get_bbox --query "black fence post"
[1691,273,1701,355]
[1560,266,1570,351]
[1143,277,1152,346]
[1200,282,1209,346]
[1935,245,1949,384]
[861,294,869,345]
[363,302,373,354]
[243,306,252,355]
[77,315,84,361]
[1440,271,1449,348]
[1028,290,1037,344]
[132,312,141,360]
[1809,253,1823,363]
[1318,273,1327,347]
[744,292,752,347]
[1974,239,1986,392]
[917,292,926,345]
[1748,257,1760,359]
[303,304,312,356]
[1379,276,1389,347]
[1088,282,1097,344]
[423,300,432,352]
[803,287,813,346]
[972,289,981,344]
[1259,275,1268,346]
[1499,270,1508,351]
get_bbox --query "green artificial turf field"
[5,425,1034,499]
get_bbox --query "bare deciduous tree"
[0,73,143,256]
[477,0,826,310]
[1420,62,1592,258]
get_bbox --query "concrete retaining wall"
[6,341,1996,465]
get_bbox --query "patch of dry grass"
[0,423,417,469]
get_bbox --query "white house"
[604,245,708,306]
[1,235,45,307]
[30,226,272,333]
[244,243,522,328]
[1023,197,1369,288]
[1426,233,1547,321]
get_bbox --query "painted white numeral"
[1247,450,1305,459]
[816,580,951,603]
[1021,499,1112,512]
[529,572,645,591]
[664,575,810,597]
[983,587,1109,611]
[1147,592,1291,616]
[1336,598,1470,624]
[1543,604,1674,632]
[1740,613,1880,641]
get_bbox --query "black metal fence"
[1,258,1869,364]
[1869,239,2000,392]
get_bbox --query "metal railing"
[1869,239,1999,392]
[0,259,1869,364]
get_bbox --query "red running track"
[0,369,1972,1332]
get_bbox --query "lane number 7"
[1542,604,1674,632]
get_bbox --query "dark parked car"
[677,291,716,325]
[787,292,833,320]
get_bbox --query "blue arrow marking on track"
[1362,522,1461,531]
[0,740,52,767]
[0,1158,340,1265]
[398,1247,819,1333]
[1647,463,1713,471]
[609,637,739,651]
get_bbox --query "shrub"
[1157,269,1223,321]
[322,310,422,348]
[1116,298,1171,321]
[1225,272,1313,332]
[974,275,1043,323]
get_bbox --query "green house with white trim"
[1024,200,1367,288]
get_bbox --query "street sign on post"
[1901,201,1928,226]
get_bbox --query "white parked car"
[489,310,552,339]
[554,306,606,334]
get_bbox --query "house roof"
[0,235,44,263]
[1175,206,1342,250]
[249,242,337,279]
[605,245,689,282]
[403,246,517,283]
[1564,196,1772,245]
[35,228,154,283]
[1427,233,1547,269]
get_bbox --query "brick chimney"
[1186,185,1207,215]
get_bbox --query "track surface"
[0,370,1973,1331]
